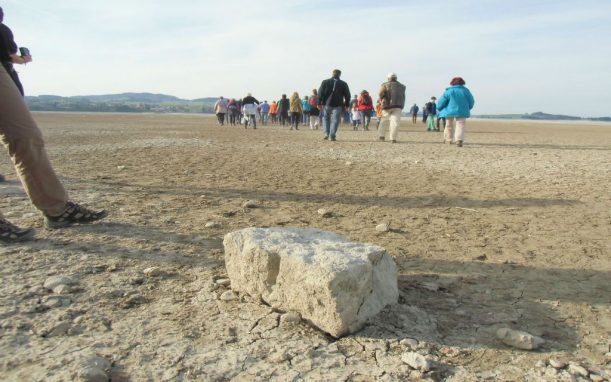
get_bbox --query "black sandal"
[44,202,108,229]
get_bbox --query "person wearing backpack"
[301,95,311,126]
[377,72,406,143]
[357,90,374,130]
[308,89,320,129]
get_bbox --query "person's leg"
[444,117,455,143]
[455,117,466,145]
[378,110,389,140]
[251,114,257,128]
[389,108,401,142]
[323,107,332,138]
[329,107,341,140]
[365,111,371,130]
[0,67,69,216]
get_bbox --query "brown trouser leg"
[0,67,68,216]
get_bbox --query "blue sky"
[3,0,611,116]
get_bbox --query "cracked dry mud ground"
[1,113,610,381]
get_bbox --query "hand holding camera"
[19,47,32,64]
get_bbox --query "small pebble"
[205,221,220,228]
[53,284,71,294]
[317,208,332,218]
[117,165,125,170]
[375,223,390,233]
[242,200,258,208]
[43,275,75,290]
[535,360,546,368]
[400,338,419,350]
[143,267,162,277]
[568,364,589,377]
[215,278,231,287]
[220,291,238,301]
[401,351,431,372]
[549,359,566,369]
[78,366,109,382]
[280,311,301,324]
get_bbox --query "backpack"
[360,94,370,106]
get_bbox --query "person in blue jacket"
[436,77,475,147]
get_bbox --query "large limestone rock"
[223,227,399,337]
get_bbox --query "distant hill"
[475,111,611,122]
[69,92,186,103]
[25,92,217,113]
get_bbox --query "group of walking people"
[213,69,475,147]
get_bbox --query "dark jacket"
[277,98,290,114]
[318,77,351,108]
[378,80,406,110]
[242,95,259,105]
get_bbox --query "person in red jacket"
[357,90,374,131]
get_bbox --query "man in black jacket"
[317,69,351,141]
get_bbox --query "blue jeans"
[323,106,342,139]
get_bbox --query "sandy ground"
[0,113,610,381]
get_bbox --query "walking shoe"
[378,137,385,141]
[391,140,397,143]
[456,140,463,147]
[44,202,108,229]
[323,135,328,140]
[330,137,336,141]
[0,174,5,182]
[0,218,36,243]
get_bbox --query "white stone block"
[223,228,399,337]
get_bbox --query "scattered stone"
[477,370,497,380]
[496,328,545,350]
[345,161,353,166]
[43,275,75,290]
[205,221,220,228]
[78,367,109,382]
[549,359,566,369]
[473,254,488,261]
[535,360,546,368]
[53,284,71,294]
[220,291,238,301]
[45,322,71,337]
[120,294,146,309]
[224,227,399,337]
[242,200,258,208]
[42,296,64,309]
[280,311,301,324]
[317,208,332,218]
[143,267,162,277]
[116,165,125,171]
[215,278,231,287]
[375,223,390,233]
[401,351,431,372]
[590,374,604,382]
[568,364,589,377]
[400,338,419,350]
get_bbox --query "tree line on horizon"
[24,93,611,122]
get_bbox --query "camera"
[19,47,30,57]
